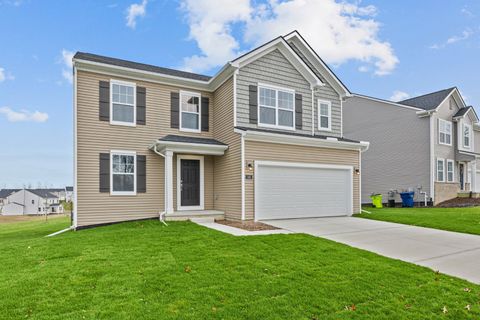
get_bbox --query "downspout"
[311,86,315,136]
[153,144,168,226]
[241,131,246,220]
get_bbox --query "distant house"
[0,189,64,216]
[0,189,20,206]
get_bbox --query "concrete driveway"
[265,217,480,284]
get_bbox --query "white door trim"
[254,160,354,221]
[176,155,204,211]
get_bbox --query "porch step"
[457,192,480,198]
[165,210,225,221]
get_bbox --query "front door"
[460,163,465,191]
[180,159,200,207]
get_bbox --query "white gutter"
[311,86,315,136]
[152,145,168,226]
[46,226,74,237]
[73,64,78,229]
[240,132,246,220]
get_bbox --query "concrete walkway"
[265,217,480,284]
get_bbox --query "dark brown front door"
[180,159,200,207]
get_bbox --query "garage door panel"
[256,163,352,220]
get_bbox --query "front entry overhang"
[151,135,228,156]
[150,135,228,215]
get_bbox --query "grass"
[355,207,480,235]
[1,218,480,319]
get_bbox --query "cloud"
[0,67,14,82]
[179,0,399,76]
[461,7,474,18]
[179,0,251,73]
[126,0,148,29]
[430,29,474,49]
[59,49,74,83]
[0,107,49,123]
[390,90,410,102]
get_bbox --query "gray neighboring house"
[0,189,64,215]
[344,87,480,205]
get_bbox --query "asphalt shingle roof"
[158,135,227,146]
[27,189,58,199]
[74,52,212,82]
[453,106,472,118]
[0,189,20,199]
[399,87,455,110]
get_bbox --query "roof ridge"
[399,87,456,103]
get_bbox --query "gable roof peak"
[398,87,457,110]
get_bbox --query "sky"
[0,0,479,188]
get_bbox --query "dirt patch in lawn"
[0,214,70,224]
[215,220,279,231]
[437,197,480,208]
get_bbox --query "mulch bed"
[215,220,279,231]
[437,197,480,208]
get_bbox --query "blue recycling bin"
[399,192,415,207]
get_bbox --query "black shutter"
[201,97,209,132]
[137,155,146,193]
[171,92,179,129]
[99,81,110,121]
[99,153,110,192]
[249,85,258,124]
[295,93,302,130]
[136,86,146,125]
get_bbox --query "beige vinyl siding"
[289,41,342,137]
[244,141,360,220]
[76,70,214,227]
[212,77,242,220]
[236,49,313,134]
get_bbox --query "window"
[31,200,34,204]
[180,91,201,132]
[111,80,136,126]
[463,123,471,148]
[438,119,452,145]
[111,151,136,195]
[318,100,332,131]
[258,85,295,129]
[446,160,454,182]
[437,158,445,182]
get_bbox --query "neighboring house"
[46,188,67,201]
[344,87,479,205]
[72,31,369,229]
[0,189,64,215]
[0,189,20,206]
[65,186,74,202]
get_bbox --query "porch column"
[165,150,174,214]
[471,161,477,192]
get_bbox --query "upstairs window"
[463,123,471,148]
[111,151,136,195]
[318,100,332,131]
[111,80,136,126]
[446,160,454,182]
[180,91,201,132]
[437,158,445,182]
[438,119,452,145]
[258,85,295,129]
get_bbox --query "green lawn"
[355,207,480,235]
[1,218,480,319]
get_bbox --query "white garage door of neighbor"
[255,161,353,220]
[476,171,480,192]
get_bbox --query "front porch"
[164,209,225,221]
[150,135,229,218]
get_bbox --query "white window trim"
[110,150,137,196]
[317,99,332,131]
[110,79,137,127]
[463,123,472,149]
[438,119,452,146]
[257,83,296,131]
[446,159,455,182]
[176,155,204,211]
[179,90,202,133]
[436,158,445,182]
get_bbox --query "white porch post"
[471,161,477,192]
[165,150,174,214]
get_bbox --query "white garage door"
[255,161,353,220]
[476,171,480,192]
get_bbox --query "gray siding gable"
[236,48,342,137]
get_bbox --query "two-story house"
[72,31,369,229]
[0,189,63,215]
[344,87,479,205]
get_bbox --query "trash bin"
[388,190,396,208]
[370,194,383,208]
[399,191,415,207]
